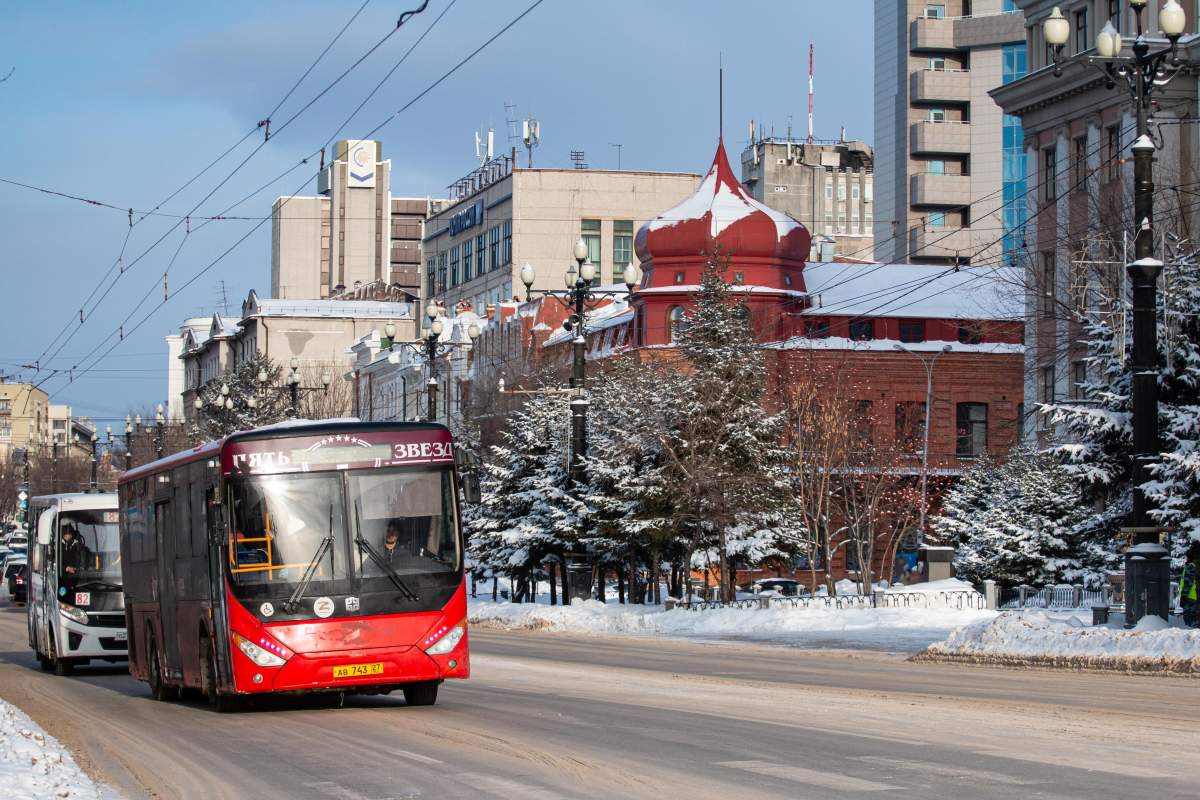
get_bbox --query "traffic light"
[17,484,28,525]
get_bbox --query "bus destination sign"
[223,429,455,476]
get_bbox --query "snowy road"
[1,599,1198,799]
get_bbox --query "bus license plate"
[333,662,384,679]
[113,632,127,642]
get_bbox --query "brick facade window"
[899,320,925,343]
[955,402,988,457]
[849,319,873,341]
[895,401,926,451]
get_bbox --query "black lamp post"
[154,404,165,460]
[1045,0,1189,622]
[124,416,133,471]
[385,306,480,422]
[89,432,99,492]
[520,240,640,486]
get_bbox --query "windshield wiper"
[354,501,419,602]
[282,505,335,614]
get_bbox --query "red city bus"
[118,421,470,709]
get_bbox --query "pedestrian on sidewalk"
[1181,541,1200,628]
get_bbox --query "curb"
[910,650,1200,677]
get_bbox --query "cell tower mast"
[807,43,815,144]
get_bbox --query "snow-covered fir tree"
[193,353,294,439]
[467,392,587,589]
[1045,252,1200,569]
[936,449,1101,586]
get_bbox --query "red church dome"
[635,139,811,281]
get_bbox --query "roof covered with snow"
[241,289,413,320]
[800,261,1023,321]
[635,139,811,268]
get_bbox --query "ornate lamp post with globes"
[383,304,481,422]
[1044,0,1190,622]
[519,239,640,487]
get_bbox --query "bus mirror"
[460,474,481,505]
[36,511,54,546]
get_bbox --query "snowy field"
[468,596,997,654]
[923,612,1200,672]
[0,698,115,799]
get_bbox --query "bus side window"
[30,542,42,573]
[191,482,207,558]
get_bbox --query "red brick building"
[462,138,1025,586]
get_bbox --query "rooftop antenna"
[807,43,815,144]
[610,143,622,170]
[570,150,588,169]
[719,53,724,141]
[522,116,541,168]
[474,126,494,166]
[504,101,520,146]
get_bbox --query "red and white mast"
[807,44,815,144]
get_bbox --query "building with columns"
[990,0,1200,440]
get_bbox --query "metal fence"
[679,589,986,612]
[996,581,1178,612]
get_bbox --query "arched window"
[669,306,687,342]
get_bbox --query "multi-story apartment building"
[740,136,875,261]
[48,404,96,457]
[271,139,447,299]
[875,0,1028,265]
[421,155,699,316]
[0,381,49,459]
[990,1,1199,438]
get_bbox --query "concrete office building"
[990,1,1200,440]
[874,0,1028,265]
[48,405,96,457]
[422,156,700,315]
[271,139,446,299]
[0,381,49,459]
[740,135,875,261]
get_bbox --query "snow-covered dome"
[635,139,811,272]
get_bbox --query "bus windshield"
[225,467,460,608]
[228,473,349,600]
[349,468,461,582]
[59,510,121,587]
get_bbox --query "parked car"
[749,578,805,597]
[5,558,27,604]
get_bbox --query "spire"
[718,53,724,143]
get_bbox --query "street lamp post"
[893,343,952,546]
[154,404,165,460]
[124,416,133,471]
[386,304,480,422]
[520,241,640,486]
[1045,0,1187,622]
[89,432,99,492]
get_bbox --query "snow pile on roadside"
[922,612,1200,673]
[886,577,978,594]
[0,699,109,799]
[469,598,996,652]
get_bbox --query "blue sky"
[0,0,872,423]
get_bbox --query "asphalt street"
[1,599,1197,800]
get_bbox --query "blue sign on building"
[448,200,484,236]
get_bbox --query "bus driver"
[61,524,89,583]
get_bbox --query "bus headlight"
[233,632,288,668]
[59,602,89,625]
[424,622,465,655]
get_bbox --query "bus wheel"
[146,629,176,702]
[402,681,438,707]
[48,632,73,676]
[201,636,238,713]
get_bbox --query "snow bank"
[469,598,996,653]
[886,577,978,594]
[0,699,110,799]
[922,612,1200,674]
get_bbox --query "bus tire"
[145,628,176,702]
[201,636,238,713]
[48,631,73,676]
[402,680,438,707]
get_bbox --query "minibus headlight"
[424,622,465,655]
[59,602,88,625]
[233,632,288,668]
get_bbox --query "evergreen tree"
[936,449,1100,586]
[1045,253,1200,570]
[193,353,294,439]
